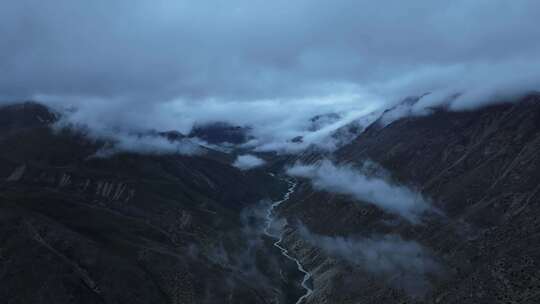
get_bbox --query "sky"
[2,0,540,151]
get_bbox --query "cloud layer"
[3,0,539,102]
[287,160,431,222]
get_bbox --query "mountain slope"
[277,94,540,303]
[3,95,540,304]
[0,102,297,304]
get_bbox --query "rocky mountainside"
[0,102,308,304]
[277,93,540,303]
[2,95,540,304]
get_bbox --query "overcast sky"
[2,0,540,150]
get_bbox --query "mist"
[202,199,294,301]
[287,160,431,222]
[297,226,440,295]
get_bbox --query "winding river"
[264,178,313,304]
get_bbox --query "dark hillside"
[278,94,540,303]
[0,102,290,304]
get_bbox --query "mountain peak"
[0,101,58,130]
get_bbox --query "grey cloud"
[287,160,432,222]
[2,1,540,152]
[4,0,537,102]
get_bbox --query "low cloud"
[297,226,441,295]
[94,134,201,157]
[54,117,201,157]
[233,154,266,170]
[250,106,380,153]
[38,92,378,154]
[287,160,431,222]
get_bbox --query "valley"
[3,2,540,303]
[1,95,540,303]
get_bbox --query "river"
[263,178,313,304]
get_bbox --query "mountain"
[2,94,540,304]
[276,93,540,303]
[0,102,306,304]
[307,113,341,132]
[188,122,252,145]
[0,101,58,131]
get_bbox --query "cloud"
[297,226,440,295]
[94,134,201,157]
[287,160,432,222]
[233,154,266,170]
[1,1,540,152]
[250,106,380,153]
[53,116,201,157]
[34,90,379,154]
